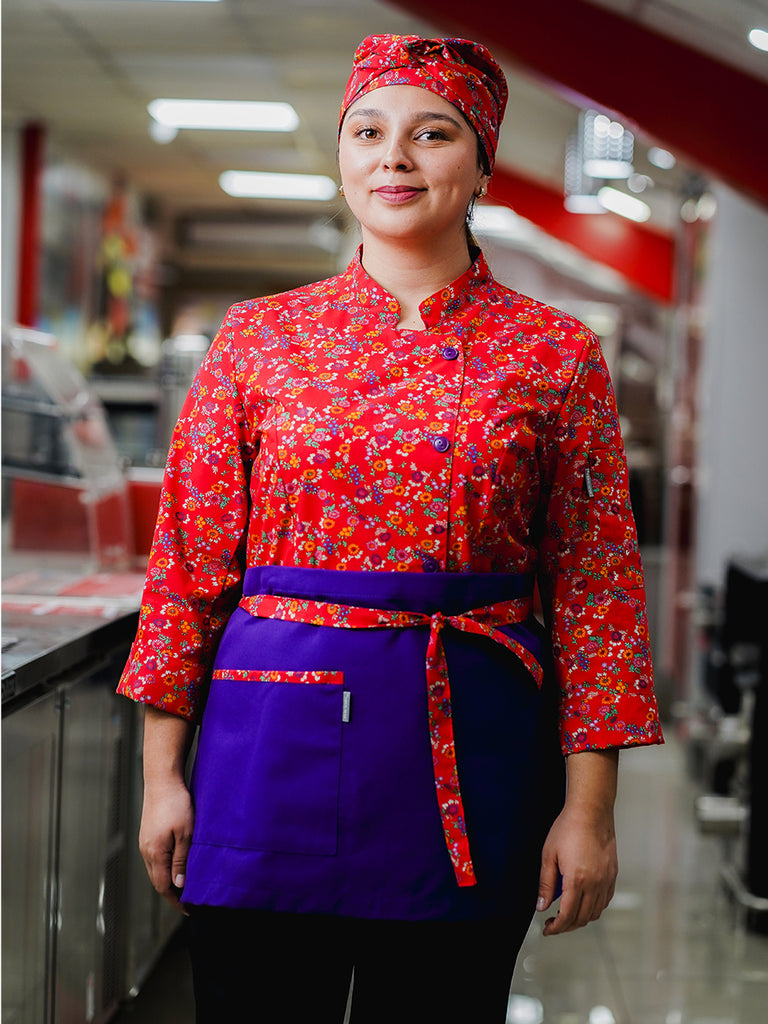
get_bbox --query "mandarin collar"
[343,245,494,329]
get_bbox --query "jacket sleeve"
[117,306,258,721]
[537,331,663,755]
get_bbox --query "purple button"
[432,435,451,453]
[442,345,459,360]
[422,557,440,573]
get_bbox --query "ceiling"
[587,0,768,84]
[3,0,768,284]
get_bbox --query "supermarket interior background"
[2,1,768,1022]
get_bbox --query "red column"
[16,122,45,327]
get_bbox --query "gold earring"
[476,186,487,199]
[338,184,345,196]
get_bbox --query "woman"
[120,34,662,1023]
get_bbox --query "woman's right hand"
[139,704,197,914]
[139,778,195,914]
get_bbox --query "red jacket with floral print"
[118,247,662,755]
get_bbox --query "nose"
[382,136,413,171]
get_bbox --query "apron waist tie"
[239,591,543,888]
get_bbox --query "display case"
[2,326,132,568]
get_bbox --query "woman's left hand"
[536,748,619,936]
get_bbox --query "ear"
[474,173,491,199]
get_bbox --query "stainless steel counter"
[2,567,144,710]
[2,562,180,1024]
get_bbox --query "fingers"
[140,835,178,909]
[543,886,583,936]
[536,845,560,913]
[169,829,192,915]
[141,830,191,914]
[171,827,192,891]
[138,783,194,916]
[537,797,619,937]
[542,875,614,935]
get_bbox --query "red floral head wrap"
[339,34,508,172]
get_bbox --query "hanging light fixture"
[581,110,634,179]
[564,109,637,215]
[563,131,605,213]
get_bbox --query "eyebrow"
[345,108,464,130]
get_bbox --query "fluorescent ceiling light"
[583,158,633,179]
[148,99,298,132]
[219,171,338,201]
[598,186,651,222]
[647,146,676,170]
[564,194,606,214]
[748,28,768,51]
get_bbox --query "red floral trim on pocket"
[212,668,343,685]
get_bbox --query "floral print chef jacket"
[118,246,662,756]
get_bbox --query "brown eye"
[417,129,449,142]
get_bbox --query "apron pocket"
[192,669,345,856]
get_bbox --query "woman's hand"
[536,748,619,936]
[139,705,197,914]
[139,777,195,914]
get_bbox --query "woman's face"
[338,84,489,251]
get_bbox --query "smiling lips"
[374,185,425,203]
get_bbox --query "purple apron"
[182,566,565,921]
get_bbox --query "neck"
[359,231,473,330]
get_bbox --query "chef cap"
[339,34,508,172]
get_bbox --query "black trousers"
[187,907,532,1023]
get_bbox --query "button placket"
[419,335,462,574]
[422,520,449,573]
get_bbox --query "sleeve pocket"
[192,668,345,855]
[587,446,644,588]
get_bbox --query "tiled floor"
[512,738,768,1023]
[112,735,768,1023]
